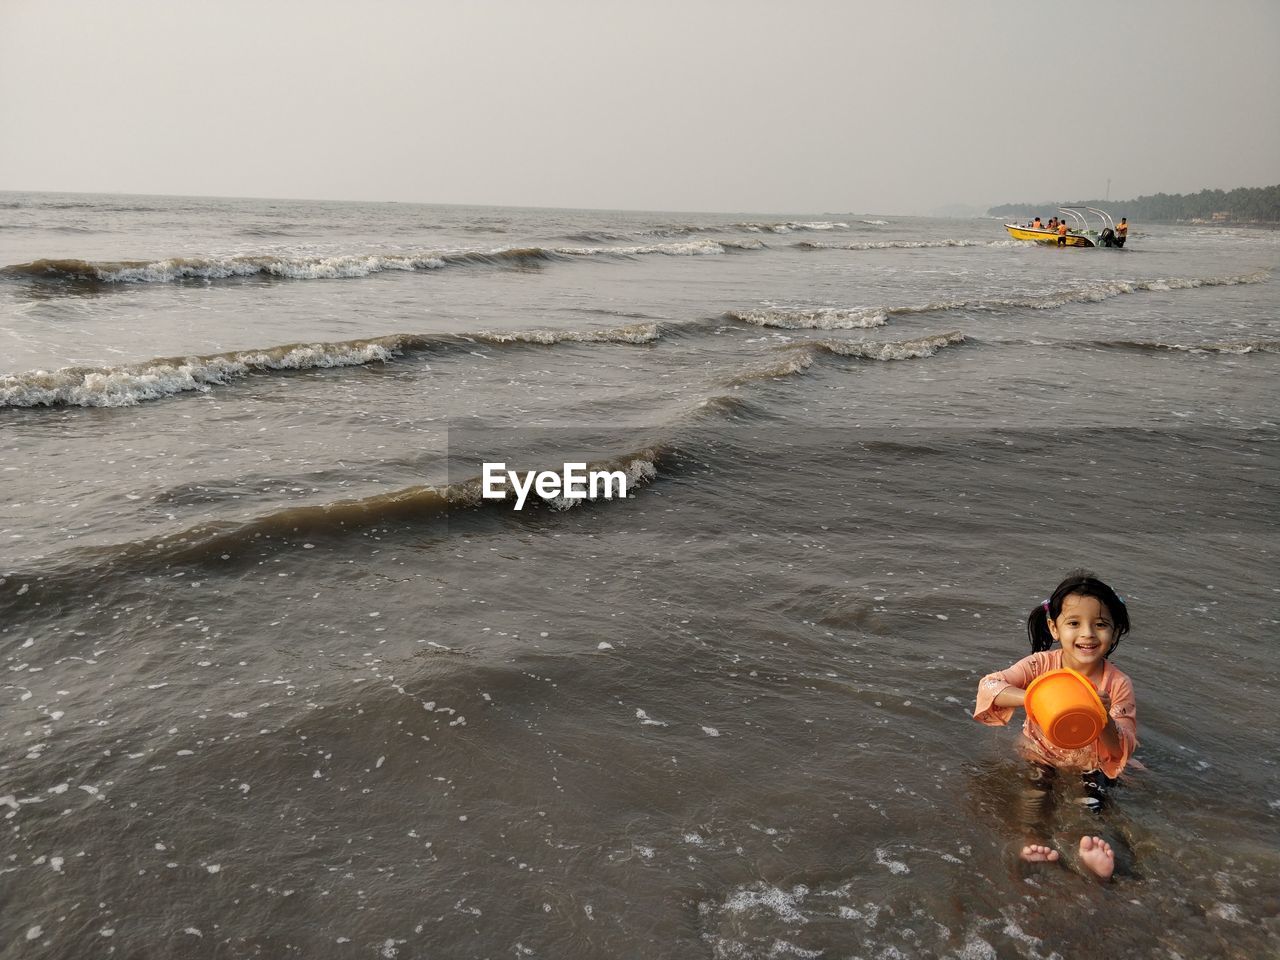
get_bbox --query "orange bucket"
[1023,668,1107,749]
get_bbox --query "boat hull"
[1004,224,1095,247]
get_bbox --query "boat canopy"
[1058,207,1117,235]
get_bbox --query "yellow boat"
[1003,207,1126,249]
[1004,224,1094,247]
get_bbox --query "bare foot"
[1020,844,1060,863]
[1078,835,1114,880]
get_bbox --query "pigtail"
[1026,599,1055,652]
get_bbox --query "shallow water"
[2,193,1278,958]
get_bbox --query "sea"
[2,192,1278,959]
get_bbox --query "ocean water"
[1,192,1278,959]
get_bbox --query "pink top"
[974,649,1138,778]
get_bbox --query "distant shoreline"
[987,184,1280,227]
[995,217,1280,229]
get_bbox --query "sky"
[2,0,1277,216]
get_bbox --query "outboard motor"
[1100,227,1117,247]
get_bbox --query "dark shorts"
[1079,768,1114,813]
[1018,768,1111,803]
[1019,763,1115,825]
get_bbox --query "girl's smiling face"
[1048,593,1116,675]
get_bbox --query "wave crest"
[0,238,765,286]
[1083,337,1280,356]
[737,271,1274,330]
[473,322,659,346]
[725,353,816,387]
[798,239,987,251]
[726,307,888,330]
[809,330,967,360]
[724,332,965,386]
[1,342,396,408]
[736,221,850,234]
[62,447,668,569]
[1,324,659,408]
[1,254,453,283]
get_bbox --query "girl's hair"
[1026,569,1130,655]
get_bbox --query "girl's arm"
[992,686,1027,709]
[973,654,1042,725]
[1096,702,1123,756]
[1095,682,1138,777]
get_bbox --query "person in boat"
[1057,220,1070,246]
[1032,216,1043,230]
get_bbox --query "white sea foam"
[635,708,668,726]
[801,239,986,250]
[0,343,397,408]
[476,322,659,345]
[4,237,766,286]
[767,940,823,958]
[836,902,882,926]
[812,330,967,361]
[98,254,448,283]
[0,323,659,408]
[1107,337,1280,355]
[728,307,889,330]
[721,883,810,924]
[738,221,849,233]
[756,273,1275,332]
[874,847,910,874]
[727,351,817,386]
[953,935,999,959]
[1017,271,1270,308]
[558,239,732,257]
[812,272,1276,323]
[537,456,657,512]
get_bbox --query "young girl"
[974,571,1138,880]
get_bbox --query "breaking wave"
[0,239,764,286]
[1080,337,1280,356]
[798,239,989,251]
[974,271,1272,309]
[2,253,453,283]
[725,307,888,330]
[725,352,817,386]
[734,221,849,234]
[808,330,968,360]
[0,324,659,408]
[559,238,762,256]
[468,323,660,346]
[729,272,1273,328]
[645,220,859,236]
[33,447,667,573]
[725,332,966,385]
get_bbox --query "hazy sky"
[2,0,1277,215]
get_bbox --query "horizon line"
[0,186,941,220]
